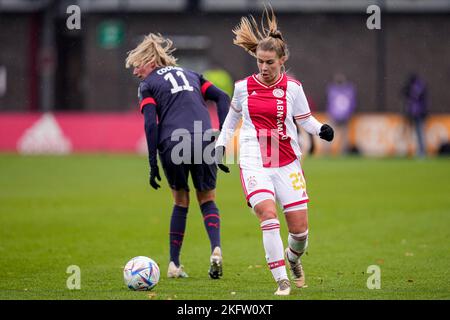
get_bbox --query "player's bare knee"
[256,208,278,222]
[173,189,190,207]
[285,209,308,234]
[264,210,278,221]
[287,218,308,234]
[174,198,189,207]
[196,189,216,205]
[289,223,308,235]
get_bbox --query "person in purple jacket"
[402,73,428,157]
[125,33,230,280]
[326,73,357,155]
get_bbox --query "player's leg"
[169,189,189,264]
[273,160,309,288]
[284,208,308,288]
[191,142,223,279]
[159,140,190,278]
[196,189,220,253]
[252,199,290,295]
[196,189,223,279]
[241,166,290,295]
[166,189,191,278]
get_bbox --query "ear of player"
[214,146,230,173]
[319,124,334,142]
[149,165,162,189]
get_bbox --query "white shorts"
[239,159,309,213]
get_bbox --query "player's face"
[133,62,155,79]
[256,50,286,85]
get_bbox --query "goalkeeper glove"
[149,165,162,190]
[319,124,334,142]
[215,146,230,173]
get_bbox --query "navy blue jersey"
[138,66,213,144]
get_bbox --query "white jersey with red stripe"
[232,73,311,169]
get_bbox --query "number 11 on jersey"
[164,71,194,94]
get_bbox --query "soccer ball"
[123,256,160,291]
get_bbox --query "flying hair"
[232,4,289,59]
[125,33,177,69]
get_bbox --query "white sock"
[287,229,309,262]
[260,219,288,282]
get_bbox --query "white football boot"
[208,246,223,279]
[274,278,291,296]
[285,248,306,288]
[167,261,189,278]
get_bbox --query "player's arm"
[215,102,241,148]
[200,78,231,130]
[214,85,243,173]
[140,84,162,189]
[292,84,334,142]
[143,106,158,168]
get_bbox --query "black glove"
[149,165,162,190]
[215,146,230,173]
[319,124,334,142]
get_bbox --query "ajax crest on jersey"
[247,175,257,189]
[123,256,160,291]
[272,88,284,98]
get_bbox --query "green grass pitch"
[0,154,449,300]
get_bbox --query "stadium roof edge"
[1,0,449,13]
[201,0,450,13]
[0,0,50,12]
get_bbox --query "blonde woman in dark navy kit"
[126,33,230,280]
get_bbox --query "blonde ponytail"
[232,5,289,59]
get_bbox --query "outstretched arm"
[214,105,242,173]
[295,115,322,136]
[292,82,334,142]
[203,84,231,130]
[215,105,242,148]
[295,116,334,142]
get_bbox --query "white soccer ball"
[123,256,160,291]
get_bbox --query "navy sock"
[169,205,188,267]
[200,201,221,252]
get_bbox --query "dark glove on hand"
[149,165,162,190]
[215,146,230,173]
[319,124,334,142]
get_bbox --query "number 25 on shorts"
[289,172,306,191]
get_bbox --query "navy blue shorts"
[158,135,217,192]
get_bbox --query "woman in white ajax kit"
[215,7,334,295]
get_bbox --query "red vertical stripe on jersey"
[246,74,297,167]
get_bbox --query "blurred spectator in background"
[326,73,357,155]
[402,73,428,158]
